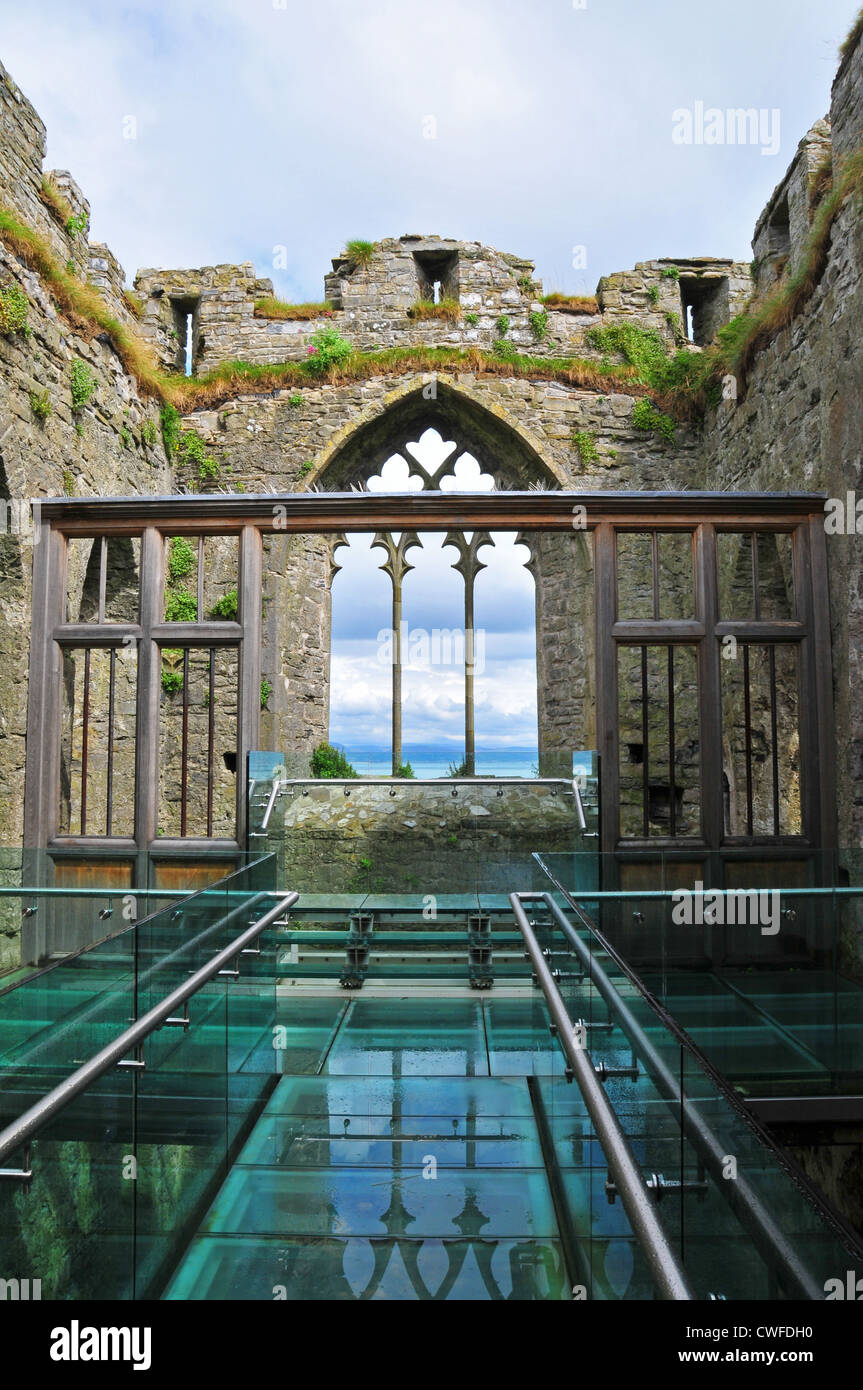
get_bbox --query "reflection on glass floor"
[164,995,599,1301]
[165,982,856,1302]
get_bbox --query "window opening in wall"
[170,295,200,377]
[413,250,460,305]
[329,428,536,778]
[679,276,729,348]
[767,196,791,259]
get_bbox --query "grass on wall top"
[2,137,863,425]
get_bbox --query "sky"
[1,0,858,755]
[0,0,858,302]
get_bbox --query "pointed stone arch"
[307,377,564,492]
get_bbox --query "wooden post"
[135,527,165,855]
[238,524,263,845]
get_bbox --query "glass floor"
[162,986,859,1301]
[164,995,575,1300]
[3,865,862,1301]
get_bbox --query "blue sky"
[1,0,858,753]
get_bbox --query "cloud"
[1,0,856,299]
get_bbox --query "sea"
[341,745,539,779]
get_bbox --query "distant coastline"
[335,745,539,778]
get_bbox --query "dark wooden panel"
[151,860,240,893]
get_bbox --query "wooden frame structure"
[24,490,836,873]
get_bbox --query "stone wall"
[0,57,169,880]
[266,778,581,894]
[599,257,752,347]
[134,239,752,375]
[699,24,863,852]
[832,25,863,161]
[752,120,832,296]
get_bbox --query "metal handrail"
[254,776,594,832]
[0,891,299,1170]
[258,778,285,831]
[569,779,599,837]
[509,893,693,1301]
[280,777,579,788]
[521,889,825,1299]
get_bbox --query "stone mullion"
[372,531,422,777]
[444,531,493,777]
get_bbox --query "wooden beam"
[24,526,66,852]
[237,524,263,846]
[612,620,706,641]
[696,524,723,861]
[808,515,838,853]
[594,523,619,855]
[40,490,827,538]
[150,622,242,646]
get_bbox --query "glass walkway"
[1,833,861,1301]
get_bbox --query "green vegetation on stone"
[632,396,675,442]
[573,430,599,465]
[305,323,353,375]
[0,282,28,335]
[168,536,195,584]
[407,298,461,322]
[254,297,334,321]
[345,239,375,268]
[164,590,197,623]
[585,322,668,385]
[209,588,238,621]
[65,210,88,239]
[529,309,549,341]
[70,359,96,411]
[176,429,220,485]
[311,742,358,778]
[160,402,181,457]
[161,667,183,696]
[29,389,51,420]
